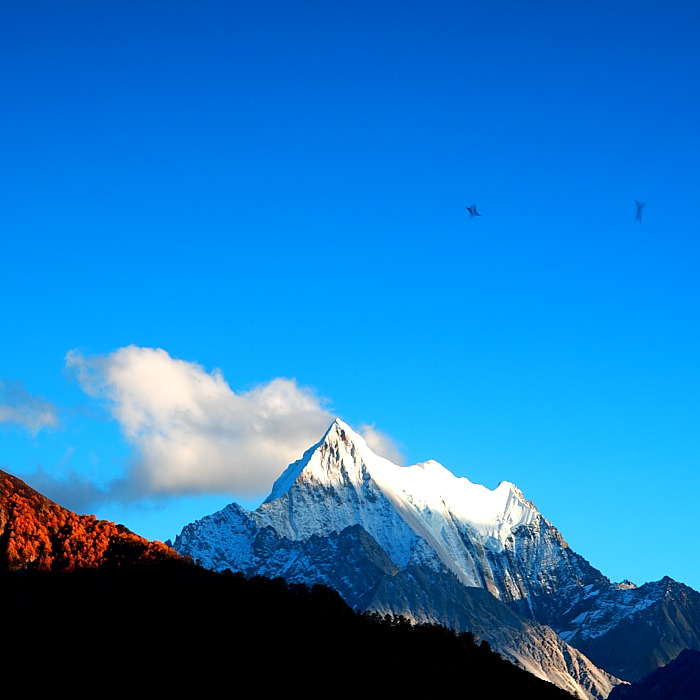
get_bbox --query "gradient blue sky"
[2,1,700,591]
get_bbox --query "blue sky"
[1,1,700,591]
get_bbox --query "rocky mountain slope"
[548,575,700,681]
[174,419,700,696]
[175,419,624,698]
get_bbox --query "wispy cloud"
[65,346,335,500]
[358,423,405,465]
[19,464,111,513]
[11,347,406,511]
[0,380,58,435]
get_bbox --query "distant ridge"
[609,649,700,699]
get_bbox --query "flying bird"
[466,204,482,217]
[634,199,647,223]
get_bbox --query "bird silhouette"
[466,204,482,217]
[634,199,647,223]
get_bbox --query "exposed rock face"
[548,577,700,682]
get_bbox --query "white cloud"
[0,380,58,435]
[65,346,334,499]
[358,423,405,465]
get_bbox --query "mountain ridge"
[175,419,621,698]
[174,418,700,697]
[0,465,577,698]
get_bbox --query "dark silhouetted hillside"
[2,562,575,696]
[0,469,574,696]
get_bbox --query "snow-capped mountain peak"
[250,418,562,594]
[173,419,622,698]
[174,419,700,698]
[264,418,372,501]
[265,418,540,552]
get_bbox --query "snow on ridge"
[245,418,565,592]
[340,419,539,542]
[173,418,625,699]
[264,418,541,547]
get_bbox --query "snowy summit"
[177,418,576,601]
[174,418,624,699]
[265,419,539,563]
